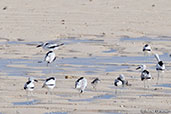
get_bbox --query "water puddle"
[44,112,67,114]
[139,94,153,97]
[13,99,39,105]
[1,52,170,77]
[120,36,171,42]
[61,38,104,45]
[154,84,171,88]
[68,94,116,102]
[103,112,122,114]
[0,58,51,77]
[0,37,104,47]
[103,49,116,53]
[0,37,170,76]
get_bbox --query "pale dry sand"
[0,0,171,114]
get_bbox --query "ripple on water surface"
[13,99,39,105]
[68,94,116,102]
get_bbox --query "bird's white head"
[119,74,125,81]
[28,77,38,82]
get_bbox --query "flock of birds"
[24,42,166,96]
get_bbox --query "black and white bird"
[136,65,151,88]
[75,77,87,94]
[154,54,165,84]
[24,77,38,94]
[37,42,64,51]
[114,74,129,94]
[91,78,100,89]
[44,51,56,66]
[114,74,128,87]
[154,54,165,71]
[143,44,152,53]
[42,77,56,94]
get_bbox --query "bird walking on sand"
[24,77,38,96]
[42,77,56,94]
[75,77,87,94]
[37,42,64,51]
[114,74,129,94]
[91,78,100,90]
[154,54,165,84]
[136,65,151,88]
[44,51,56,66]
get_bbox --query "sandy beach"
[0,0,171,114]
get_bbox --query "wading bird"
[42,77,56,94]
[114,74,129,94]
[24,77,38,96]
[75,77,87,94]
[37,42,64,51]
[154,54,165,84]
[91,78,100,90]
[136,65,151,88]
[143,44,152,54]
[44,51,56,66]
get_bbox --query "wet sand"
[0,0,171,114]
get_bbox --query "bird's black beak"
[59,43,64,46]
[37,44,43,48]
[34,79,38,82]
[136,66,141,70]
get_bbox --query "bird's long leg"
[93,84,97,91]
[50,64,53,75]
[26,91,29,101]
[47,89,53,103]
[50,89,53,95]
[147,80,149,88]
[79,90,83,97]
[115,87,118,95]
[144,80,146,88]
[30,91,33,97]
[157,70,160,85]
[143,52,146,63]
[47,89,50,95]
[50,89,53,103]
[161,71,164,83]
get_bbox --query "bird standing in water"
[114,74,129,94]
[44,51,56,67]
[42,77,56,95]
[154,54,165,84]
[24,77,38,97]
[136,65,152,88]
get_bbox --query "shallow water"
[68,94,116,102]
[0,38,170,77]
[1,52,170,77]
[103,48,116,53]
[139,94,153,97]
[44,112,67,114]
[13,99,39,105]
[103,112,122,114]
[120,36,171,42]
[154,84,171,88]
